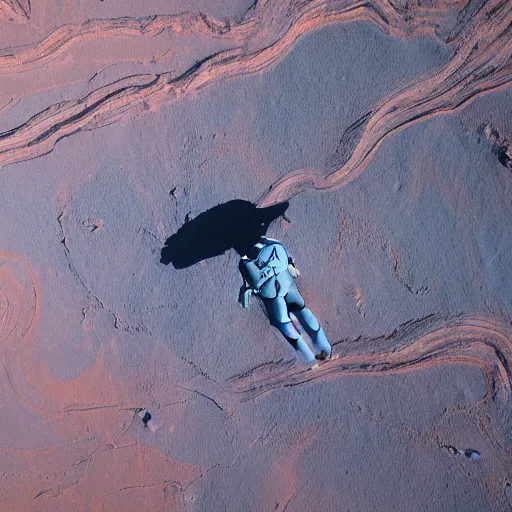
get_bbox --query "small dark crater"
[141,411,152,426]
[464,449,481,461]
[497,145,512,170]
[479,123,512,170]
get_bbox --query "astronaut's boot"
[312,328,331,360]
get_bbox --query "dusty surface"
[0,1,511,511]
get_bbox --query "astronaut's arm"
[238,285,252,308]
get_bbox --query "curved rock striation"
[4,0,509,171]
[0,253,38,353]
[0,0,30,22]
[227,314,512,404]
[259,0,512,205]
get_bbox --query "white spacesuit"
[239,236,331,365]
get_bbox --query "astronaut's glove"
[238,285,253,308]
[288,264,300,278]
[287,257,300,278]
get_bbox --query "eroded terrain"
[0,1,511,511]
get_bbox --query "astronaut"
[239,236,331,367]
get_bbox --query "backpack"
[240,239,289,291]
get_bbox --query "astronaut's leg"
[294,308,331,357]
[263,297,315,364]
[285,284,332,358]
[276,322,316,364]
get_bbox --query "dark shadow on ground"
[160,199,289,269]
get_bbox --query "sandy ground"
[0,1,511,511]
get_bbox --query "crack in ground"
[56,207,154,336]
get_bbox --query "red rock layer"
[4,0,510,174]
